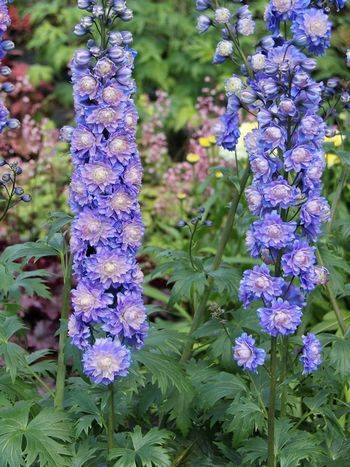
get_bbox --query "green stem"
[107,383,115,466]
[329,166,349,234]
[54,253,72,409]
[180,166,250,362]
[317,249,347,336]
[268,337,277,467]
[280,336,289,418]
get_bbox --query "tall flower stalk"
[62,0,147,442]
[195,0,347,465]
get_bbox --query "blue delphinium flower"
[83,338,131,385]
[233,333,266,372]
[66,0,147,384]
[239,264,284,308]
[300,333,322,374]
[258,299,303,336]
[291,8,332,56]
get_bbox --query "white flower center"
[294,250,310,267]
[266,224,281,238]
[97,60,113,75]
[124,223,141,242]
[274,310,290,326]
[305,15,328,38]
[256,275,270,290]
[80,76,97,92]
[235,345,252,360]
[251,53,266,70]
[122,306,144,328]
[271,185,290,199]
[103,261,118,274]
[111,192,132,211]
[92,167,109,183]
[109,138,126,153]
[217,40,233,57]
[98,109,116,124]
[215,7,231,24]
[265,127,281,142]
[272,0,293,13]
[292,147,311,163]
[306,200,320,215]
[103,87,120,103]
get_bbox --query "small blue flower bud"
[120,8,133,21]
[0,66,11,76]
[240,88,257,104]
[90,46,101,57]
[341,92,350,103]
[92,5,104,17]
[327,78,339,89]
[14,187,24,195]
[196,0,211,11]
[197,15,211,33]
[204,220,213,227]
[260,36,275,50]
[74,49,91,66]
[0,158,6,167]
[81,16,93,28]
[2,173,11,182]
[121,31,133,44]
[14,166,22,175]
[108,46,125,62]
[2,40,15,51]
[177,220,186,228]
[2,82,14,93]
[60,125,74,142]
[77,0,91,9]
[74,24,87,36]
[21,194,32,202]
[109,31,124,46]
[301,58,317,72]
[325,127,336,137]
[7,118,20,129]
[198,207,205,214]
[113,0,126,13]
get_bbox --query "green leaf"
[330,335,350,377]
[110,426,173,467]
[199,371,246,408]
[134,350,192,395]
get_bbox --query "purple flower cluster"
[193,1,345,375]
[195,2,259,153]
[233,333,266,373]
[64,0,147,385]
[235,1,336,374]
[0,0,20,132]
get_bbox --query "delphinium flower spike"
[195,0,347,464]
[62,0,147,385]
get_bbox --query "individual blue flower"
[264,0,310,35]
[282,239,316,277]
[245,184,263,215]
[258,299,302,336]
[83,338,131,384]
[216,95,240,151]
[196,0,211,11]
[239,264,284,308]
[213,40,234,64]
[68,314,91,350]
[300,194,331,240]
[197,14,211,33]
[262,177,299,209]
[233,333,266,372]
[291,8,332,56]
[102,291,148,349]
[71,281,114,323]
[300,333,322,374]
[251,211,296,250]
[284,145,314,172]
[86,249,134,287]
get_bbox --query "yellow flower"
[199,135,216,147]
[186,153,200,164]
[326,153,340,167]
[325,134,343,147]
[215,170,223,178]
[177,192,187,200]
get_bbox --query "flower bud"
[7,119,20,129]
[0,66,11,76]
[120,8,133,21]
[240,88,257,104]
[2,82,14,93]
[197,15,211,33]
[74,49,91,66]
[2,40,15,51]
[109,31,124,46]
[21,194,32,203]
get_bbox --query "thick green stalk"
[280,336,289,418]
[316,249,347,336]
[107,383,115,467]
[268,337,277,467]
[54,253,72,409]
[180,166,250,362]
